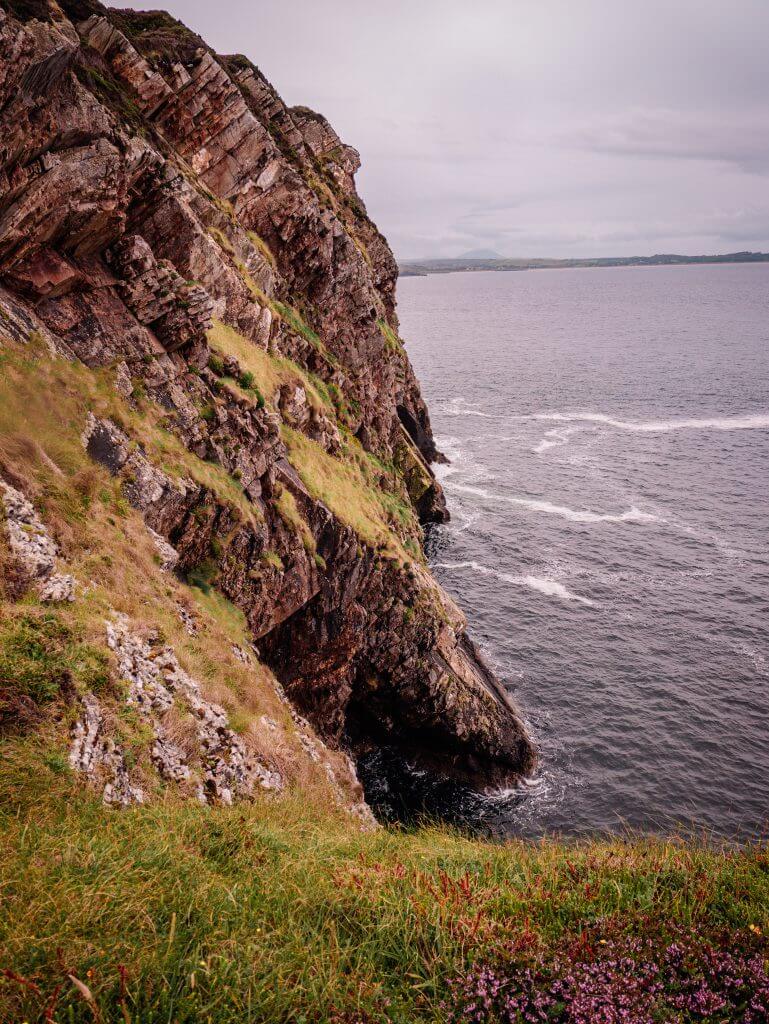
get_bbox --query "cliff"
[0,0,533,820]
[1,7,766,1024]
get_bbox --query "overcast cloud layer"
[115,0,769,259]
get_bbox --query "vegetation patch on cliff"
[272,299,329,356]
[0,336,352,805]
[273,484,317,557]
[378,318,404,353]
[0,608,110,716]
[246,230,277,270]
[0,335,260,529]
[281,426,421,561]
[208,320,329,411]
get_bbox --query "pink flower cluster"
[444,933,769,1023]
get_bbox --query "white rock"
[0,478,58,578]
[39,573,76,603]
[69,694,145,807]
[147,526,179,572]
[96,615,284,801]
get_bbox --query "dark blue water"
[397,264,769,840]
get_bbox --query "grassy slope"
[208,320,329,412]
[1,756,768,1021]
[208,320,423,561]
[0,334,349,805]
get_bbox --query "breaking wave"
[443,397,498,418]
[533,425,587,454]
[433,560,596,606]
[448,482,661,524]
[533,411,769,433]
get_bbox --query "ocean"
[396,263,769,839]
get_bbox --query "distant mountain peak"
[458,248,503,259]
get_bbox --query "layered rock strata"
[0,0,534,808]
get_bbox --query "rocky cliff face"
[0,0,534,816]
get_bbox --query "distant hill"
[458,248,504,259]
[399,251,769,277]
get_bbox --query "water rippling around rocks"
[394,263,769,840]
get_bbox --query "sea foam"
[533,411,769,433]
[443,397,498,418]
[533,425,586,454]
[434,559,596,606]
[448,482,661,525]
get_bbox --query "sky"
[114,1,769,259]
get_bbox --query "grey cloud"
[556,109,769,174]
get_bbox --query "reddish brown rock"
[0,0,533,811]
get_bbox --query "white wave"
[433,559,596,606]
[733,641,768,677]
[533,437,559,454]
[533,411,769,433]
[433,436,462,483]
[450,507,481,534]
[435,437,498,488]
[673,520,757,561]
[448,482,661,524]
[436,435,462,460]
[533,425,586,454]
[486,773,550,800]
[442,397,497,419]
[520,575,594,604]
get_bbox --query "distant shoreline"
[398,251,769,277]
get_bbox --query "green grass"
[0,609,110,706]
[246,230,277,270]
[1,748,767,1023]
[0,333,261,529]
[272,300,322,349]
[281,426,422,560]
[377,319,403,353]
[210,227,276,276]
[207,225,235,255]
[208,320,329,411]
[261,549,285,571]
[268,299,340,372]
[234,259,270,304]
[224,268,330,369]
[274,485,316,555]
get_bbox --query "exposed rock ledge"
[0,479,76,603]
[0,0,534,812]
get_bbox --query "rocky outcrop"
[107,233,213,365]
[69,693,147,807]
[67,613,285,809]
[0,0,534,813]
[104,614,283,803]
[0,478,76,602]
